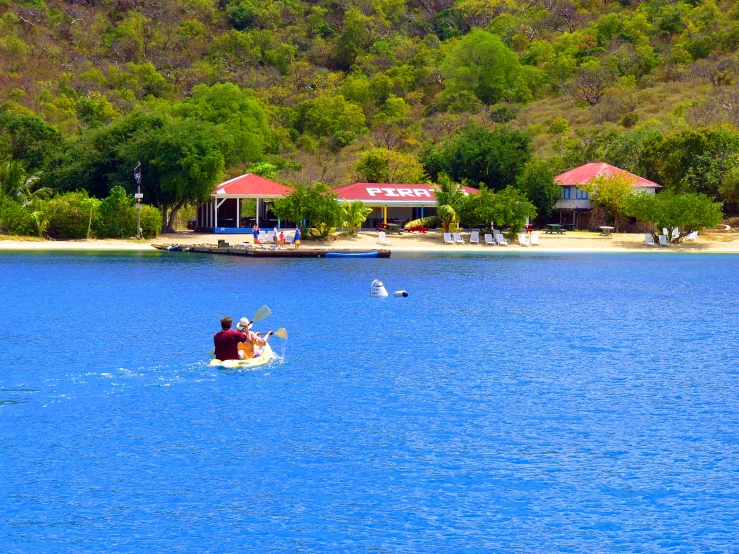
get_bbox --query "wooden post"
[383,206,387,224]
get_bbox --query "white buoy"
[394,290,408,297]
[370,279,388,297]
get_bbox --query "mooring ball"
[394,290,408,297]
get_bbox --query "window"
[561,187,571,200]
[575,188,589,200]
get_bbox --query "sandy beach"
[2,229,739,253]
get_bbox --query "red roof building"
[212,173,293,198]
[197,174,292,233]
[334,183,478,206]
[555,163,660,189]
[552,163,660,230]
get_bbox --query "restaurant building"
[554,163,661,230]
[333,182,478,228]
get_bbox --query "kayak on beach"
[209,343,274,369]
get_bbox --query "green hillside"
[2,0,739,221]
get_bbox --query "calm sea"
[1,251,738,552]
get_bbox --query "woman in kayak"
[237,317,273,359]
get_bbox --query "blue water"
[1,251,739,552]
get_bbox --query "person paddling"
[213,316,250,361]
[237,317,273,359]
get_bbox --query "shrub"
[96,186,136,238]
[0,195,34,235]
[44,192,100,239]
[139,204,162,239]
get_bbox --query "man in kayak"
[213,316,250,361]
[237,317,273,359]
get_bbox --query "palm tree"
[341,200,372,235]
[0,158,50,206]
[404,174,469,232]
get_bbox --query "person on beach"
[213,316,250,361]
[236,317,273,359]
[273,226,279,244]
[252,223,260,244]
[293,227,301,249]
[279,231,286,248]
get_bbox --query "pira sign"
[365,187,432,198]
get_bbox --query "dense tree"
[440,29,524,104]
[580,173,636,232]
[516,159,562,218]
[466,185,537,234]
[624,191,723,241]
[355,148,426,184]
[272,183,342,237]
[422,124,531,190]
[0,109,61,170]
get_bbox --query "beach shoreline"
[2,230,738,254]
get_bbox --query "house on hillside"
[553,163,661,230]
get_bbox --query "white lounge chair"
[377,231,391,246]
[531,234,540,246]
[644,233,655,246]
[267,231,276,243]
[685,231,698,241]
[470,230,480,243]
[484,233,494,246]
[443,232,455,245]
[658,234,670,247]
[673,227,680,239]
[286,234,295,247]
[495,233,508,246]
[453,232,465,244]
[518,233,529,246]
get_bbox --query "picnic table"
[376,222,402,234]
[544,224,565,234]
[599,226,614,236]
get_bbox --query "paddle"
[272,327,288,339]
[209,306,273,358]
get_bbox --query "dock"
[152,244,391,258]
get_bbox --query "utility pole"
[134,162,143,239]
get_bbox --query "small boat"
[209,343,273,369]
[325,251,379,258]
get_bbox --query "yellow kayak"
[209,343,273,368]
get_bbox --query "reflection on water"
[1,251,739,552]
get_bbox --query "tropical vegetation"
[1,0,738,236]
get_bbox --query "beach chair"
[495,233,508,246]
[662,228,668,237]
[672,227,680,240]
[443,232,455,245]
[286,234,295,247]
[531,234,540,246]
[453,232,465,244]
[377,231,391,246]
[658,234,670,247]
[258,231,267,243]
[470,230,480,244]
[267,231,275,243]
[484,233,495,246]
[685,231,698,241]
[644,233,655,246]
[518,233,529,246]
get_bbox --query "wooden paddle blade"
[252,305,271,322]
[274,327,287,339]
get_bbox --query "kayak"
[209,343,273,369]
[325,251,379,258]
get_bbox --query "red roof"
[555,163,660,188]
[334,183,479,206]
[212,174,292,198]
